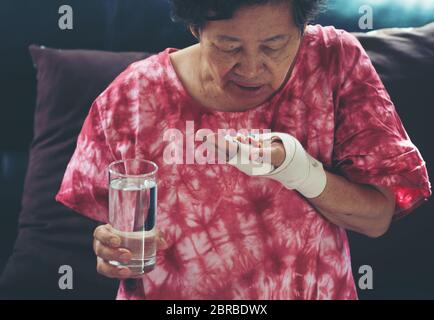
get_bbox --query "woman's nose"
[234,53,265,80]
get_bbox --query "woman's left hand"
[205,131,328,199]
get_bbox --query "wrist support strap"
[226,133,327,198]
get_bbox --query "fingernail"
[110,237,120,247]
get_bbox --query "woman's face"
[198,2,301,108]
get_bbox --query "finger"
[96,257,132,279]
[209,133,238,161]
[94,239,132,263]
[93,224,121,248]
[249,147,273,164]
[271,143,286,167]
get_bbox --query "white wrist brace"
[226,133,327,198]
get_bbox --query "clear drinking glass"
[108,159,158,276]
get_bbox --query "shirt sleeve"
[332,32,431,220]
[55,98,116,223]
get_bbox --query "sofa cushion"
[354,23,434,162]
[0,45,151,299]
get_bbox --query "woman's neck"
[171,44,244,112]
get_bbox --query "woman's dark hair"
[169,0,327,29]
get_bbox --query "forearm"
[220,132,396,237]
[308,170,396,238]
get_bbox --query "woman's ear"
[189,25,200,40]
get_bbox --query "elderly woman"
[56,0,431,300]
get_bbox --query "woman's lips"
[237,84,263,91]
[232,81,266,94]
[234,81,264,88]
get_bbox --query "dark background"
[0,0,433,299]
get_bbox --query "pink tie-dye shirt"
[55,25,431,300]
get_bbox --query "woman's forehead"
[203,3,297,40]
[214,34,291,43]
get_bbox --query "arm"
[269,136,396,237]
[308,170,395,238]
[218,133,396,238]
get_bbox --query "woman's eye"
[263,46,282,54]
[219,46,241,54]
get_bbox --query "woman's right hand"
[93,224,166,279]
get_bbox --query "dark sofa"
[0,2,433,299]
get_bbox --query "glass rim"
[108,159,158,179]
